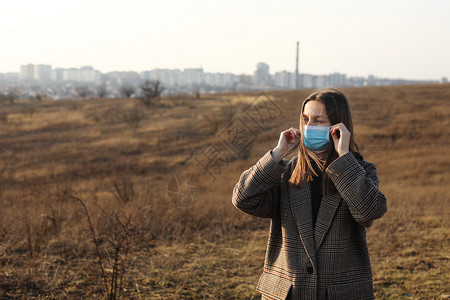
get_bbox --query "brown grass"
[0,85,449,299]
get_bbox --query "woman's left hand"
[330,123,351,157]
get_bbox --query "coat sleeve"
[325,152,387,227]
[232,150,288,218]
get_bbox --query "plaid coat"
[232,151,387,299]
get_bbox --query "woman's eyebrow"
[304,113,324,118]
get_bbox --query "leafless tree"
[120,85,135,98]
[97,85,107,98]
[75,86,90,98]
[3,90,19,104]
[139,80,164,106]
[192,85,201,99]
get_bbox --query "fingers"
[330,123,351,156]
[285,127,300,143]
[330,123,350,139]
[276,128,300,158]
[330,126,340,143]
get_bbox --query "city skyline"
[2,61,442,101]
[1,0,449,80]
[3,57,448,83]
[10,61,441,85]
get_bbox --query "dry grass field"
[0,84,449,299]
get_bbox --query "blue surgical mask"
[303,125,330,151]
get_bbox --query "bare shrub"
[120,85,135,98]
[192,85,201,99]
[97,85,107,98]
[139,80,164,107]
[109,176,135,204]
[22,209,51,259]
[6,90,19,104]
[75,86,91,98]
[67,189,149,300]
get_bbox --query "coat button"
[307,266,314,274]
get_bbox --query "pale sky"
[1,0,449,80]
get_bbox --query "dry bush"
[67,189,151,300]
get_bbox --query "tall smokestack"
[295,41,299,89]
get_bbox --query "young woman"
[232,89,387,299]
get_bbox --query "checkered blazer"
[232,151,387,299]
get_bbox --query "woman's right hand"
[272,127,301,163]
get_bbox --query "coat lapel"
[314,193,341,252]
[288,181,316,265]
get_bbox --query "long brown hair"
[289,89,362,194]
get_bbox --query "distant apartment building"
[347,76,366,87]
[183,68,203,86]
[6,73,19,83]
[315,75,327,88]
[34,64,52,81]
[161,69,182,87]
[63,68,80,82]
[253,62,270,86]
[274,72,334,89]
[327,73,347,87]
[20,64,52,81]
[0,72,18,84]
[204,72,238,87]
[51,68,64,81]
[63,66,100,83]
[225,73,238,88]
[20,64,35,81]
[115,71,139,85]
[300,74,314,89]
[141,69,182,87]
[236,74,253,90]
[141,69,238,88]
[274,71,293,89]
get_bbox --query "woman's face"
[302,100,331,127]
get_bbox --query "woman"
[232,89,387,299]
